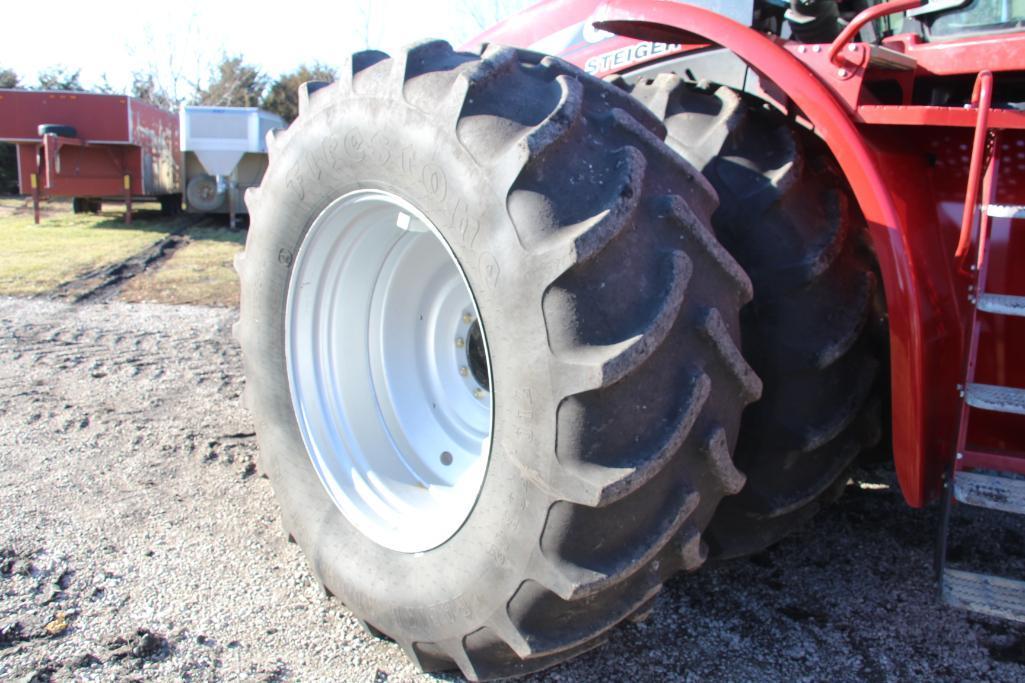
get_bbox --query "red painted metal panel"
[884,31,1025,76]
[0,89,179,198]
[0,90,131,142]
[857,105,1025,128]
[127,97,180,195]
[962,449,1025,476]
[826,0,922,65]
[463,0,694,75]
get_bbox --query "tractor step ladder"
[938,70,1025,623]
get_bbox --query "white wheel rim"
[286,190,493,553]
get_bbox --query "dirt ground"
[1,295,1024,682]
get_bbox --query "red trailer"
[0,89,181,223]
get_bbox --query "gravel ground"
[1,296,1023,682]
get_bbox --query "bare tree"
[354,0,376,49]
[131,73,177,110]
[460,0,534,32]
[124,15,217,108]
[92,73,120,94]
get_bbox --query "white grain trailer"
[179,106,284,227]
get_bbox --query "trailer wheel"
[236,43,760,680]
[72,197,101,214]
[186,174,225,213]
[630,75,884,560]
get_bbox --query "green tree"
[37,66,85,91]
[197,56,267,107]
[262,63,336,123]
[0,68,18,89]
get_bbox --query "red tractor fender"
[596,0,930,505]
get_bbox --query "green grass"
[120,227,244,307]
[0,199,243,306]
[0,211,177,296]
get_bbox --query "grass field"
[0,197,243,307]
[120,228,244,307]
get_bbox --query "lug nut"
[459,366,469,377]
[455,337,465,348]
[462,313,474,324]
[473,388,484,399]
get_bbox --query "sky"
[1,0,534,94]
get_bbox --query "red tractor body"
[471,0,1025,510]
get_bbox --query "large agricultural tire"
[629,75,884,560]
[236,42,761,680]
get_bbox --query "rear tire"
[237,43,760,680]
[629,75,884,560]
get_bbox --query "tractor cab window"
[927,0,1025,38]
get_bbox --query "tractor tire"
[236,42,760,680]
[629,75,884,560]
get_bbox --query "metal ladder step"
[978,293,1025,317]
[985,204,1025,219]
[954,470,1025,513]
[943,568,1025,622]
[966,383,1025,416]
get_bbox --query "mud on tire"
[630,74,885,560]
[236,43,761,679]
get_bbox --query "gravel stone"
[0,296,1023,681]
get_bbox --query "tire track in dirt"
[52,233,191,304]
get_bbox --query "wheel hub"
[285,190,493,553]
